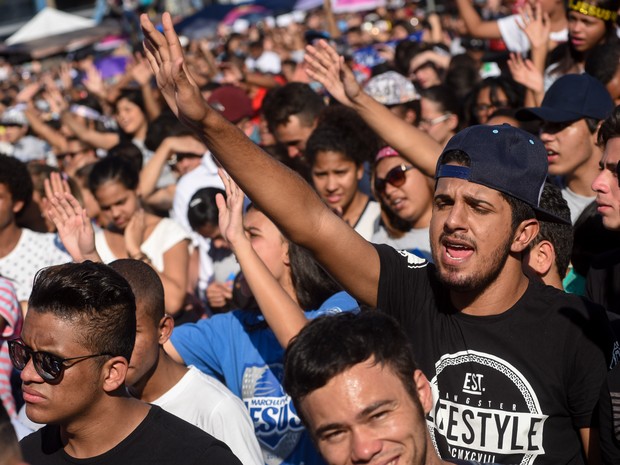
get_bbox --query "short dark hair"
[528,183,573,278]
[262,83,325,134]
[438,150,535,231]
[187,187,225,231]
[28,262,136,362]
[110,259,165,327]
[598,106,620,147]
[585,42,620,85]
[0,154,33,212]
[88,154,140,193]
[305,106,379,167]
[283,312,419,423]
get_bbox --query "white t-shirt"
[95,218,189,271]
[561,185,595,224]
[152,366,264,465]
[353,200,381,241]
[497,15,568,53]
[172,153,225,293]
[0,229,71,301]
[372,225,432,261]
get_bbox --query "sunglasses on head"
[8,339,112,382]
[374,164,414,194]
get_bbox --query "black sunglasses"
[8,339,112,382]
[374,164,414,194]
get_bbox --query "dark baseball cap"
[517,73,613,123]
[207,86,254,124]
[435,124,570,225]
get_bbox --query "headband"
[568,0,618,22]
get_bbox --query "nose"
[326,174,338,192]
[443,202,468,232]
[21,356,44,383]
[592,169,609,194]
[350,427,382,464]
[110,205,122,219]
[287,145,301,158]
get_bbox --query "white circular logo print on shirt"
[427,350,548,465]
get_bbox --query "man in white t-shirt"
[110,259,264,465]
[0,155,70,308]
[455,0,567,53]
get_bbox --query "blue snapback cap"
[436,124,570,225]
[516,73,613,123]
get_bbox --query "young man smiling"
[283,312,455,465]
[141,13,614,465]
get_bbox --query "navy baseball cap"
[516,73,613,123]
[435,124,570,224]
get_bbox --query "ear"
[282,241,290,266]
[12,199,24,215]
[510,218,539,253]
[356,163,365,181]
[405,108,417,125]
[447,113,459,132]
[158,314,174,345]
[413,369,433,414]
[101,356,129,393]
[526,240,555,277]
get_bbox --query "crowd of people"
[2,0,620,463]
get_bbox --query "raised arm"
[140,13,379,306]
[217,170,307,347]
[455,0,503,39]
[304,40,441,177]
[44,172,102,263]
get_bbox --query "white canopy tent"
[5,7,96,46]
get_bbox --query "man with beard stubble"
[141,14,615,465]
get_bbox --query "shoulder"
[375,243,429,269]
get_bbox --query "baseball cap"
[364,71,419,106]
[516,73,613,122]
[0,107,28,127]
[435,124,570,225]
[207,86,254,124]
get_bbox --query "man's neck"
[61,396,150,459]
[449,260,530,316]
[131,349,188,403]
[0,224,21,258]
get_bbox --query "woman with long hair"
[165,174,358,465]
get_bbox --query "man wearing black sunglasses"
[142,15,614,465]
[16,261,242,464]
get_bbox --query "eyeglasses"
[474,101,509,114]
[374,164,414,194]
[8,339,112,382]
[419,113,452,127]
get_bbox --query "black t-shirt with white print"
[375,244,617,465]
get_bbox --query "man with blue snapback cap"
[517,73,614,223]
[142,14,615,465]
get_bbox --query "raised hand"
[81,63,106,99]
[130,53,153,87]
[140,12,208,130]
[124,208,147,258]
[44,173,99,262]
[304,39,362,106]
[507,52,544,93]
[517,1,550,51]
[216,168,247,252]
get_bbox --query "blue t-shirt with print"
[170,291,359,465]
